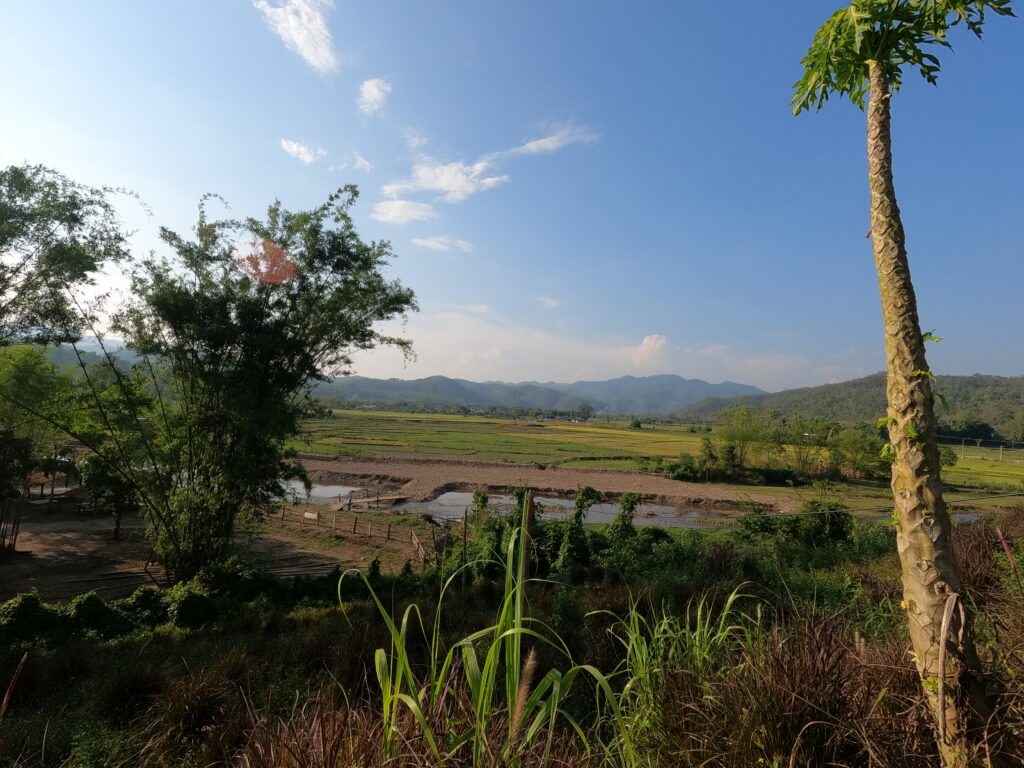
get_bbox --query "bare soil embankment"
[300,453,800,512]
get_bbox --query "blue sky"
[2,1,1021,391]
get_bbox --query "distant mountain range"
[314,374,764,414]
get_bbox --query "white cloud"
[370,200,437,224]
[358,78,392,115]
[535,295,561,309]
[280,138,326,163]
[381,123,594,206]
[383,158,508,203]
[353,153,373,171]
[254,0,338,74]
[413,235,474,252]
[404,130,429,150]
[491,124,597,159]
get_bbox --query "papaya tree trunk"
[866,59,990,765]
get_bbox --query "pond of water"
[413,491,734,528]
[280,480,363,505]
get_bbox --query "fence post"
[386,523,391,540]
[462,507,469,591]
[352,516,357,534]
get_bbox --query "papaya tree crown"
[792,0,1014,114]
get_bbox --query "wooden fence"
[277,506,412,543]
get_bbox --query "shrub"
[161,581,218,629]
[194,555,274,602]
[64,592,132,639]
[110,586,168,627]
[0,590,69,644]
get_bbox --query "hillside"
[678,372,1024,438]
[530,374,763,413]
[315,374,764,413]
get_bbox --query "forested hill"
[678,372,1024,438]
[314,374,764,413]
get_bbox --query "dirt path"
[1,502,430,603]
[301,453,801,512]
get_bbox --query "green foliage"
[0,164,129,346]
[738,502,854,554]
[64,591,132,638]
[110,586,167,627]
[342,514,630,768]
[678,371,1024,442]
[792,0,1014,114]
[161,581,219,629]
[939,444,959,467]
[607,492,640,541]
[0,590,69,644]
[57,188,418,582]
[193,555,273,602]
[77,452,139,536]
[555,486,601,573]
[829,425,890,478]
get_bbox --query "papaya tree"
[793,2,1014,763]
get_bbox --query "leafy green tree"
[697,437,718,482]
[829,426,888,479]
[0,346,72,495]
[938,444,959,468]
[33,187,416,582]
[717,406,769,466]
[78,453,138,540]
[794,2,1014,760]
[577,403,594,421]
[0,165,128,346]
[115,189,415,580]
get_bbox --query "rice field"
[292,410,710,465]
[292,410,1024,496]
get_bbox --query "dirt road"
[301,453,800,512]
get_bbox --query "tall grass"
[338,503,630,767]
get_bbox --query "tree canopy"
[792,0,1014,114]
[0,164,129,346]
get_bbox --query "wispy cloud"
[370,200,437,224]
[535,295,561,309]
[358,77,392,115]
[404,130,429,150]
[413,235,474,252]
[383,159,508,203]
[495,125,597,159]
[379,123,594,210]
[280,138,326,163]
[353,153,372,171]
[254,0,338,74]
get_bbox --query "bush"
[753,466,802,486]
[64,592,132,638]
[194,555,275,602]
[110,586,168,626]
[162,581,219,629]
[0,590,69,644]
